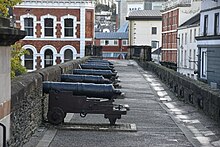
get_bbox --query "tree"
[0,0,22,16]
[11,43,28,79]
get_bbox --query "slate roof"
[179,13,200,28]
[126,10,162,20]
[95,32,128,39]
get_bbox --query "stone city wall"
[9,57,89,147]
[139,61,220,123]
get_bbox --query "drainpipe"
[0,123,7,147]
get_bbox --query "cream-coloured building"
[126,10,162,52]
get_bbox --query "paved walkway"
[24,60,220,147]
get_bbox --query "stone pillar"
[0,17,25,146]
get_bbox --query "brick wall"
[139,61,220,123]
[9,57,89,147]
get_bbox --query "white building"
[117,0,166,28]
[196,0,220,88]
[126,10,162,51]
[177,13,200,80]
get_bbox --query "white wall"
[129,20,162,48]
[178,25,199,80]
[0,47,11,146]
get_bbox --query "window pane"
[45,28,53,36]
[24,18,33,36]
[65,19,73,27]
[44,18,53,37]
[64,49,73,62]
[24,49,33,70]
[65,28,73,37]
[45,18,53,27]
[152,27,157,34]
[44,49,53,67]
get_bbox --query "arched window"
[24,49,33,70]
[64,49,73,62]
[44,49,53,67]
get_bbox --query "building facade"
[177,13,200,79]
[196,0,220,88]
[117,0,166,29]
[161,0,201,63]
[14,0,95,71]
[126,10,162,52]
[95,32,128,59]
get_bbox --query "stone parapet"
[9,57,90,147]
[139,61,220,123]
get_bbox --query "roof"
[95,32,128,39]
[126,10,162,20]
[179,13,200,28]
[117,22,129,32]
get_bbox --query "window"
[184,50,187,67]
[64,18,74,37]
[152,27,157,34]
[194,29,196,42]
[44,18,53,37]
[200,48,207,79]
[105,40,109,45]
[151,41,158,48]
[24,18,33,36]
[189,49,191,69]
[122,40,127,45]
[114,40,118,45]
[185,33,187,45]
[204,15,208,36]
[193,49,196,69]
[64,49,73,62]
[24,49,33,70]
[214,13,219,35]
[181,33,184,45]
[190,29,192,43]
[44,49,53,67]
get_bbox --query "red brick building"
[95,32,128,59]
[161,0,201,64]
[14,0,95,71]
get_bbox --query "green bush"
[0,0,22,16]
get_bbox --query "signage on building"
[127,4,144,14]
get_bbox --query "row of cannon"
[43,58,129,125]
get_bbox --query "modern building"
[196,0,220,88]
[161,0,201,64]
[117,0,166,28]
[95,32,128,59]
[177,13,200,80]
[126,10,162,55]
[14,0,95,71]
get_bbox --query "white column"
[80,7,86,58]
[0,46,11,146]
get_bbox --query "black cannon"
[84,62,114,68]
[61,74,111,84]
[61,74,120,88]
[72,69,118,81]
[80,64,115,72]
[43,81,129,125]
[87,59,114,65]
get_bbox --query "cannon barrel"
[80,64,115,72]
[84,63,114,68]
[61,74,111,84]
[72,69,117,79]
[43,81,121,99]
[87,60,114,65]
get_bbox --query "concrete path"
[24,60,220,147]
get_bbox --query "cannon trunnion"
[43,81,129,125]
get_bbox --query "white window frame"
[20,14,37,38]
[61,15,77,38]
[21,45,38,71]
[200,48,207,79]
[60,45,77,63]
[40,45,57,68]
[41,14,57,38]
